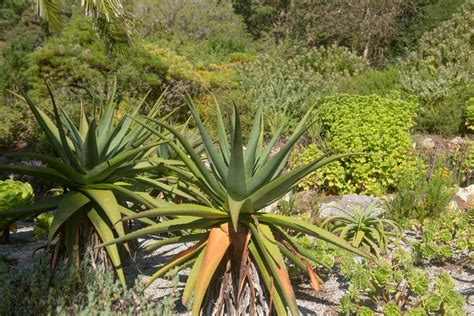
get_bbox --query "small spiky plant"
[0,83,176,285]
[322,203,402,257]
[101,100,371,315]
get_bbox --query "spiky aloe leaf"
[191,225,231,316]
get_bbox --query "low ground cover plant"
[413,210,473,264]
[339,248,466,315]
[0,253,176,315]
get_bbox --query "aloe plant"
[0,83,176,285]
[322,202,402,257]
[100,99,371,315]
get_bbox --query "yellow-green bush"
[144,44,238,90]
[291,94,419,195]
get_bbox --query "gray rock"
[422,137,435,150]
[453,184,474,210]
[319,194,384,218]
[293,191,320,216]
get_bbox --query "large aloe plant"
[0,84,174,285]
[101,99,371,314]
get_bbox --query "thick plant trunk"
[50,216,135,274]
[202,260,270,316]
[202,226,271,315]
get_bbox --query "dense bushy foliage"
[399,1,473,135]
[0,12,240,150]
[390,0,466,58]
[234,0,432,64]
[134,0,253,64]
[291,95,418,195]
[464,98,474,132]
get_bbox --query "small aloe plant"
[101,99,371,315]
[0,83,177,285]
[322,202,402,257]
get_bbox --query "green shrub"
[134,0,254,64]
[0,253,176,315]
[386,171,455,228]
[390,0,466,57]
[399,2,473,136]
[291,94,419,195]
[337,66,401,97]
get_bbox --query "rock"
[319,194,384,218]
[452,185,474,210]
[449,136,467,151]
[293,191,320,216]
[421,137,435,150]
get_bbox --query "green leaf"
[182,246,206,306]
[227,196,252,231]
[0,164,69,183]
[86,143,159,181]
[257,213,371,259]
[4,152,88,184]
[244,105,263,178]
[45,82,83,172]
[87,207,126,286]
[82,119,99,170]
[185,95,228,182]
[79,188,126,240]
[132,176,196,202]
[98,217,220,248]
[248,222,299,315]
[251,153,353,210]
[122,204,227,220]
[145,233,208,252]
[227,104,247,198]
[48,191,90,240]
[0,195,62,224]
[248,240,287,316]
